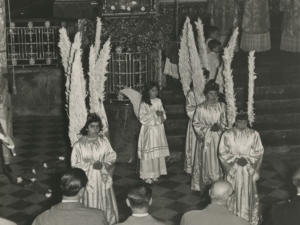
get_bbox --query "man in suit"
[32,168,108,225]
[116,183,165,225]
[181,180,249,225]
[267,167,300,225]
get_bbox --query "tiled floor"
[0,116,299,225]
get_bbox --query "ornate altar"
[102,0,159,16]
[104,100,140,163]
[104,50,160,163]
[53,0,99,19]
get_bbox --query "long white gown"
[191,101,226,191]
[71,134,119,225]
[138,98,170,179]
[219,127,264,225]
[184,90,197,174]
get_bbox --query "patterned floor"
[0,116,298,225]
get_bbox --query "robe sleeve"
[186,90,197,120]
[245,131,264,174]
[158,99,167,123]
[31,211,49,225]
[100,137,116,176]
[139,102,163,126]
[219,131,239,175]
[100,137,117,189]
[192,106,211,140]
[71,142,92,172]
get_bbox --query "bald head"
[209,181,233,205]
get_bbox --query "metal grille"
[6,21,75,67]
[106,51,158,94]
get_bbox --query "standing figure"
[191,80,226,191]
[184,82,197,174]
[138,81,169,184]
[280,0,300,52]
[207,40,222,81]
[205,26,220,54]
[71,113,119,225]
[207,0,240,48]
[219,112,264,225]
[240,0,271,52]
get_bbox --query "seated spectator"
[116,183,165,225]
[0,218,16,225]
[180,180,249,225]
[267,167,300,225]
[32,168,107,225]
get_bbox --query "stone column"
[0,0,6,73]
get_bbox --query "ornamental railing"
[5,20,162,95]
[6,21,76,67]
[106,51,160,95]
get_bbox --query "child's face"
[87,122,100,137]
[206,90,218,101]
[236,119,248,130]
[149,86,158,99]
[211,31,219,39]
[212,45,221,53]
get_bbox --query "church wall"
[10,67,64,116]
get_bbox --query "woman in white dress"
[191,80,226,191]
[71,113,118,225]
[138,81,170,184]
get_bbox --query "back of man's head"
[208,39,222,52]
[209,180,233,205]
[61,168,88,197]
[292,167,300,189]
[127,183,152,209]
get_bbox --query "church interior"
[0,0,300,225]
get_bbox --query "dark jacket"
[116,215,165,225]
[180,204,249,225]
[268,196,300,225]
[32,202,108,225]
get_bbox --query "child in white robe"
[207,39,222,81]
[184,82,198,174]
[138,81,170,184]
[219,111,264,225]
[205,26,220,54]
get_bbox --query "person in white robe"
[219,112,264,225]
[191,80,226,191]
[71,113,119,225]
[138,81,170,184]
[184,82,198,174]
[205,26,220,54]
[207,40,222,81]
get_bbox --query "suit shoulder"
[183,210,203,218]
[273,200,291,210]
[0,218,17,225]
[32,209,51,225]
[79,207,106,217]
